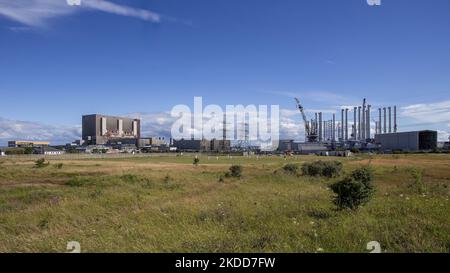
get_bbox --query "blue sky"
[0,0,450,144]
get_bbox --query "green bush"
[350,166,373,184]
[54,163,64,169]
[329,167,375,210]
[302,160,343,178]
[193,157,200,166]
[65,177,92,187]
[229,165,242,178]
[282,163,299,175]
[410,168,426,194]
[5,148,25,155]
[35,158,50,168]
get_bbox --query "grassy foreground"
[0,154,449,253]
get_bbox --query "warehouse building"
[210,139,231,152]
[82,114,140,145]
[8,140,50,148]
[173,139,211,152]
[375,130,437,151]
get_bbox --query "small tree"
[283,163,299,175]
[302,161,343,178]
[193,157,200,166]
[229,165,242,178]
[329,167,375,210]
[35,158,50,168]
[350,166,373,185]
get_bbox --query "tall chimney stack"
[341,109,344,141]
[366,105,371,139]
[353,107,357,140]
[345,109,349,141]
[362,99,366,140]
[358,106,361,140]
[394,106,397,133]
[383,108,387,134]
[318,112,323,142]
[332,114,336,142]
[378,108,382,135]
[388,107,392,133]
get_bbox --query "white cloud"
[438,130,450,142]
[0,117,81,145]
[0,0,73,26]
[401,100,450,124]
[0,0,162,27]
[83,0,160,22]
[267,90,356,105]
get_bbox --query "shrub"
[229,165,242,178]
[329,167,375,210]
[302,161,343,178]
[54,163,64,169]
[5,148,25,155]
[410,168,426,194]
[35,158,50,168]
[65,177,92,187]
[193,157,200,166]
[350,167,373,184]
[282,164,299,175]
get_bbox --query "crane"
[295,98,318,143]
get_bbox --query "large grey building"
[172,139,211,152]
[375,130,437,151]
[82,114,141,145]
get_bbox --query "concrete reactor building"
[82,114,141,145]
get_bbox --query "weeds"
[35,158,50,168]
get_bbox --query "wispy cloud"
[401,100,450,124]
[0,117,81,145]
[83,0,160,22]
[266,90,358,106]
[0,0,163,28]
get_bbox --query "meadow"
[0,153,449,253]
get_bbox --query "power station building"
[173,139,231,152]
[375,130,437,151]
[82,114,141,145]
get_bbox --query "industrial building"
[295,98,398,145]
[173,139,211,152]
[172,138,231,152]
[137,137,168,148]
[375,130,438,152]
[82,114,140,145]
[8,140,50,148]
[210,139,231,152]
[34,146,66,155]
[278,140,295,152]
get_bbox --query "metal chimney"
[345,109,349,141]
[388,107,392,133]
[341,109,344,141]
[358,106,361,140]
[383,107,387,134]
[378,108,382,135]
[366,105,371,139]
[394,106,397,133]
[332,114,336,142]
[318,112,323,142]
[362,99,366,140]
[353,107,357,140]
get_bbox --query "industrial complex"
[0,98,447,156]
[277,98,440,154]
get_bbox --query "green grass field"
[0,154,449,253]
